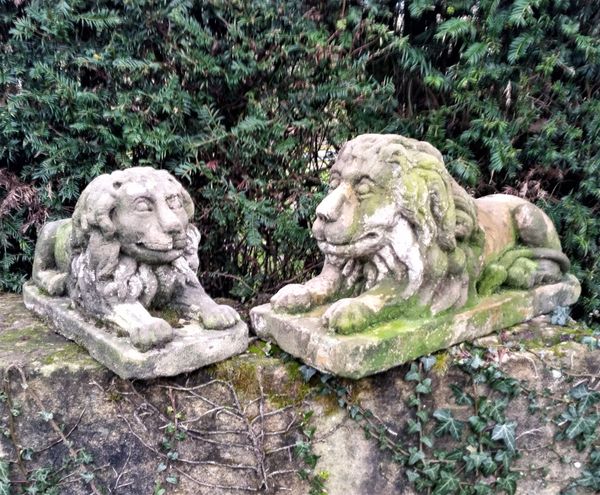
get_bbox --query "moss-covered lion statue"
[271,134,571,334]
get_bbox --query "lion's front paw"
[129,317,174,352]
[270,284,312,313]
[322,299,375,335]
[198,304,240,330]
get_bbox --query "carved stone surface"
[24,167,248,378]
[251,134,581,377]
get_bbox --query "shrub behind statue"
[30,167,241,352]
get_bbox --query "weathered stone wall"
[1,293,598,494]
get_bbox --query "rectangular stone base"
[23,283,248,380]
[250,275,580,379]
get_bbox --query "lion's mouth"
[137,241,173,251]
[316,231,381,247]
[135,236,186,252]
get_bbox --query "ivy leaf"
[406,469,420,483]
[416,378,432,394]
[473,482,493,495]
[496,472,519,494]
[432,470,460,495]
[165,474,178,485]
[433,409,464,440]
[576,468,600,490]
[562,410,598,440]
[299,365,317,382]
[495,450,515,471]
[451,384,474,406]
[405,363,421,382]
[491,422,517,452]
[421,435,434,448]
[490,376,521,397]
[468,415,487,434]
[420,355,436,371]
[80,471,95,483]
[423,463,440,480]
[479,397,508,422]
[570,383,600,413]
[407,418,422,434]
[408,446,425,466]
[468,354,484,370]
[463,452,495,474]
[39,410,54,421]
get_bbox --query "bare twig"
[173,465,259,492]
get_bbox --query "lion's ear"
[180,187,194,220]
[94,191,117,239]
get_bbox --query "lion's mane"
[68,167,200,315]
[329,135,483,308]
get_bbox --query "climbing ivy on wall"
[0,0,598,325]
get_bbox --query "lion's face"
[312,140,412,260]
[112,177,190,264]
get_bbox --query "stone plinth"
[251,275,580,378]
[23,283,248,379]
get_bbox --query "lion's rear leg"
[506,257,562,289]
[32,219,71,296]
[479,247,569,295]
[508,203,569,289]
[513,203,562,250]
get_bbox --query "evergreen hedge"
[0,0,598,325]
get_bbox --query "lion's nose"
[159,207,183,236]
[315,186,346,223]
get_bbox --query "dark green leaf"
[433,409,464,440]
[491,422,517,452]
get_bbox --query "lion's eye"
[134,199,152,212]
[166,195,183,209]
[356,179,373,196]
[329,177,341,190]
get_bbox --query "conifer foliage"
[0,1,598,324]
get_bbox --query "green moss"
[506,258,538,289]
[477,263,508,296]
[40,343,90,366]
[372,295,432,326]
[0,325,46,345]
[149,308,184,328]
[354,315,454,376]
[514,321,593,350]
[209,357,267,397]
[209,353,315,407]
[54,221,72,271]
[431,350,451,375]
[247,341,269,356]
[37,286,51,297]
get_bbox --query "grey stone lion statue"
[31,167,241,351]
[270,134,573,334]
